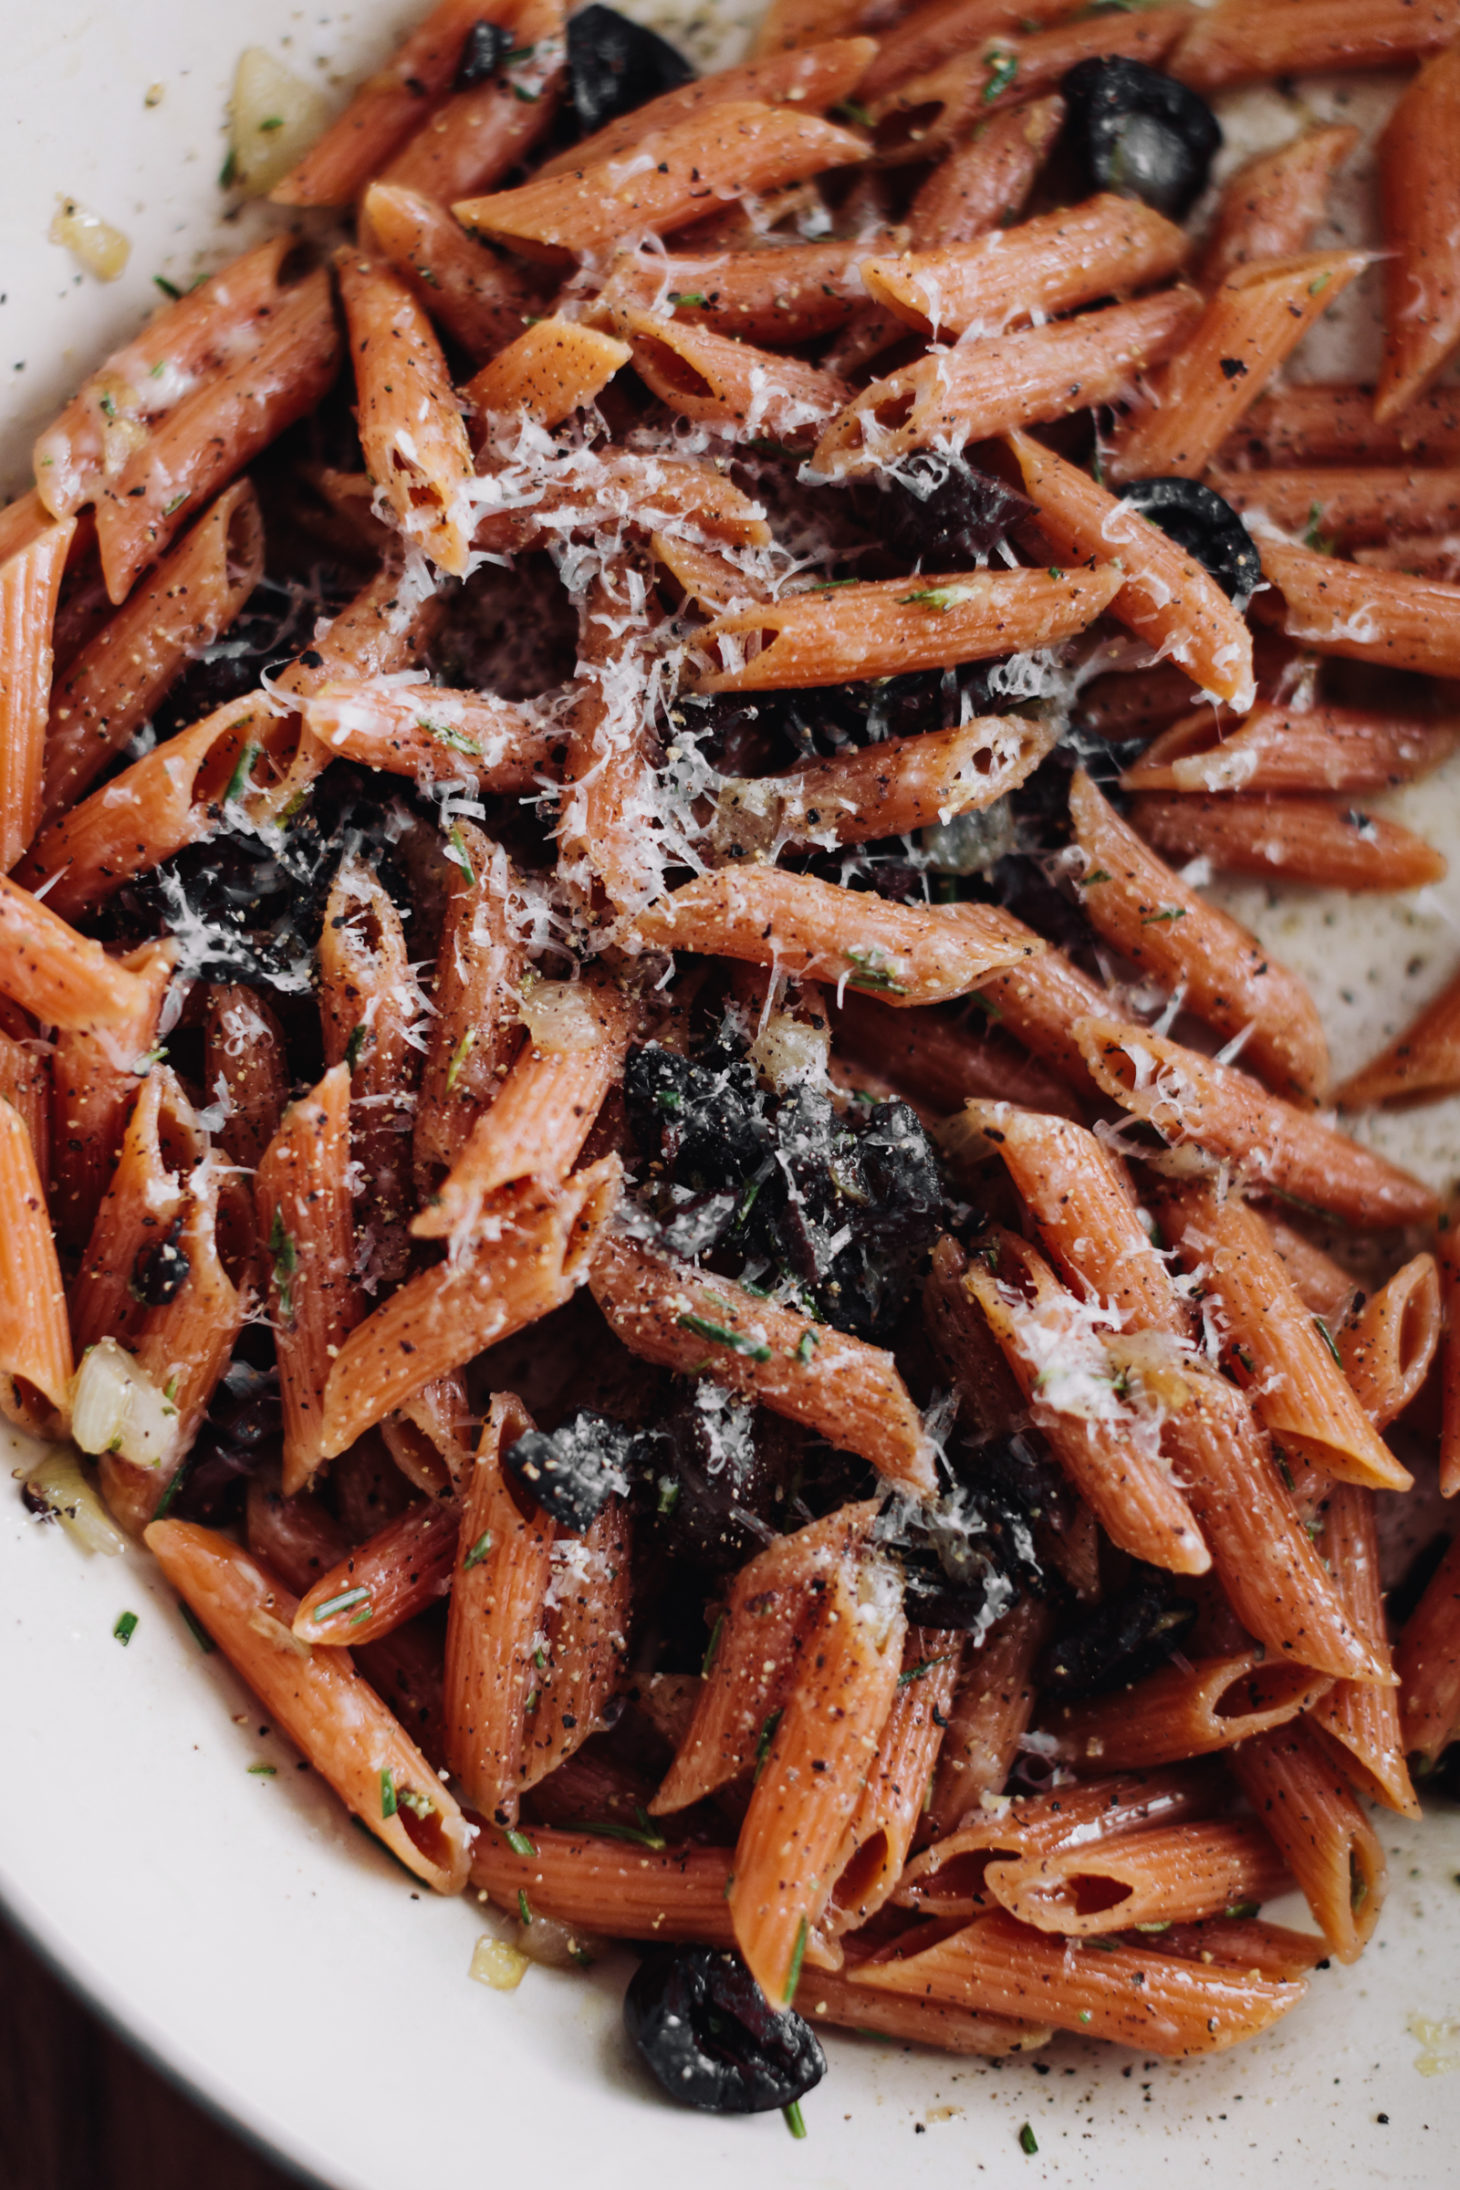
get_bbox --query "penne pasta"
[695,565,1124,688]
[1045,1650,1334,1772]
[1131,793,1447,894]
[795,1968,1052,2055]
[729,1558,906,2004]
[1396,1529,1460,1762]
[1312,1480,1420,1817]
[0,1098,72,1426]
[361,183,533,362]
[1004,431,1255,709]
[1207,465,1460,549]
[1227,1721,1386,1963]
[520,1496,632,1792]
[712,716,1056,857]
[858,0,1080,103]
[255,1067,363,1496]
[0,515,75,869]
[296,1494,460,1647]
[600,237,886,346]
[631,867,1042,1009]
[413,819,526,1191]
[269,0,507,206]
[49,938,175,1251]
[860,194,1189,341]
[319,856,420,1288]
[812,288,1201,477]
[145,1520,472,1893]
[336,249,475,577]
[1443,1216,1460,1499]
[1222,380,1460,467]
[0,870,154,1033]
[1255,533,1460,681]
[320,1159,621,1456]
[41,481,263,821]
[922,1598,1050,1838]
[304,677,554,795]
[852,1910,1307,2054]
[382,1371,475,1499]
[203,984,288,1176]
[620,309,848,447]
[987,1819,1290,1936]
[1073,1014,1438,1229]
[826,1625,961,1932]
[833,993,1083,1123]
[1160,1183,1410,1492]
[591,1231,935,1492]
[92,268,342,605]
[455,103,868,263]
[1069,767,1327,1102]
[1200,124,1358,289]
[1120,701,1456,797]
[1107,251,1369,484]
[69,1067,202,1361]
[378,0,565,204]
[465,317,632,428]
[470,1823,736,1944]
[1335,965,1460,1110]
[1170,0,1460,92]
[539,35,877,176]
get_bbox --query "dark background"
[1,1915,310,2190]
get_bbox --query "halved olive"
[566,5,694,136]
[1115,476,1262,605]
[1062,56,1221,220]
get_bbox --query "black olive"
[166,1361,283,1525]
[130,1217,191,1307]
[454,19,512,89]
[624,1947,826,2113]
[566,5,694,137]
[885,1431,1051,1630]
[1041,1569,1197,1701]
[1061,56,1221,220]
[637,1389,781,1575]
[1114,477,1262,606]
[1426,1742,1460,1801]
[860,453,1035,570]
[503,1410,635,1532]
[624,1042,773,1197]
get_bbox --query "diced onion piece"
[23,1448,126,1556]
[469,1935,529,1991]
[69,1337,180,1471]
[49,198,130,282]
[750,1008,830,1093]
[519,980,608,1054]
[514,1914,604,1970]
[229,48,330,197]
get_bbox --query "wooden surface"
[0,1914,309,2190]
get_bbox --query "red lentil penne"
[1107,251,1369,484]
[49,938,175,1252]
[597,237,886,345]
[1396,1529,1460,1760]
[203,984,288,1177]
[1170,0,1460,93]
[360,184,533,363]
[852,1910,1307,2054]
[1312,1480,1420,1817]
[0,1098,72,1425]
[146,1520,472,1893]
[825,1625,961,1932]
[1132,793,1447,894]
[1120,700,1456,796]
[0,515,74,869]
[378,0,565,204]
[255,1067,363,1496]
[519,1497,632,1792]
[413,819,527,1190]
[92,269,341,605]
[1222,380,1460,467]
[337,249,475,578]
[382,1371,475,1500]
[470,1824,736,1944]
[1045,1650,1335,1773]
[795,1969,1052,2054]
[591,1231,935,1490]
[456,103,869,264]
[712,716,1056,856]
[465,318,632,429]
[858,0,1080,103]
[1200,124,1358,289]
[1228,1720,1386,1963]
[302,678,555,793]
[319,856,420,1288]
[729,1558,906,2003]
[987,1819,1291,1936]
[1380,42,1460,416]
[296,1494,460,1647]
[861,194,1189,341]
[540,35,877,177]
[1073,1014,1439,1228]
[620,309,848,447]
[1070,768,1327,1101]
[833,993,1083,1122]
[269,0,509,207]
[696,564,1124,688]
[921,1598,1050,1840]
[1334,966,1460,1109]
[1255,533,1460,680]
[1207,465,1460,548]
[812,288,1202,477]
[41,482,262,822]
[631,867,1043,1008]
[1160,1183,1411,1492]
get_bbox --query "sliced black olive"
[1114,476,1262,606]
[130,1217,191,1307]
[624,1947,826,2112]
[454,19,512,89]
[1041,1569,1197,1701]
[637,1389,781,1575]
[624,1041,772,1196]
[166,1362,284,1526]
[1062,56,1221,220]
[856,453,1035,570]
[566,5,695,137]
[503,1409,635,1532]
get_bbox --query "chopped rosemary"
[783,2100,808,2139]
[983,51,1019,100]
[668,290,709,308]
[268,1206,299,1323]
[783,1916,809,2004]
[1313,1315,1343,1367]
[844,947,908,996]
[463,1529,494,1569]
[153,274,183,299]
[447,823,476,883]
[380,1767,398,1819]
[897,1650,956,1687]
[222,738,258,807]
[177,1601,215,1653]
[518,1887,533,1924]
[503,1826,537,1857]
[1018,2123,1038,2155]
[310,1585,370,1625]
[248,1762,277,1776]
[113,1610,139,1646]
[1140,906,1186,925]
[422,717,482,757]
[574,1806,667,1851]
[755,1708,783,1776]
[702,1611,725,1676]
[794,1329,817,1365]
[445,1026,477,1093]
[676,1312,771,1362]
[344,1022,368,1073]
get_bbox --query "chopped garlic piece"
[469,1935,529,1991]
[228,48,330,196]
[49,198,130,281]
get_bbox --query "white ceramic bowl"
[3,7,1460,2184]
